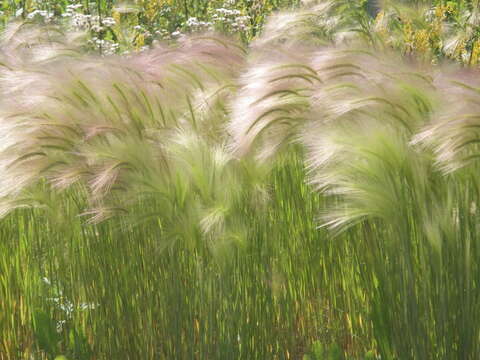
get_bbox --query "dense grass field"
[2,0,480,359]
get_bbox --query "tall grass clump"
[3,1,480,359]
[227,2,480,357]
[0,19,327,359]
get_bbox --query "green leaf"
[32,309,60,357]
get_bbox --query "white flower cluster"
[72,14,116,32]
[134,24,153,39]
[27,9,55,21]
[185,16,213,31]
[183,1,251,34]
[88,37,119,55]
[102,17,116,27]
[212,3,250,31]
[154,28,171,40]
[62,4,116,33]
[59,4,120,54]
[66,3,83,11]
[61,3,82,20]
[42,277,97,333]
[171,30,183,38]
[216,8,242,17]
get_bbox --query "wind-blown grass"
[3,1,480,359]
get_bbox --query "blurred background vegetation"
[0,0,479,61]
[0,0,480,65]
[0,0,477,63]
[0,0,302,50]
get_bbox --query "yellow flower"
[135,33,145,50]
[470,40,480,65]
[414,29,430,53]
[143,0,161,23]
[112,10,121,25]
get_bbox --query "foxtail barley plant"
[3,1,480,359]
